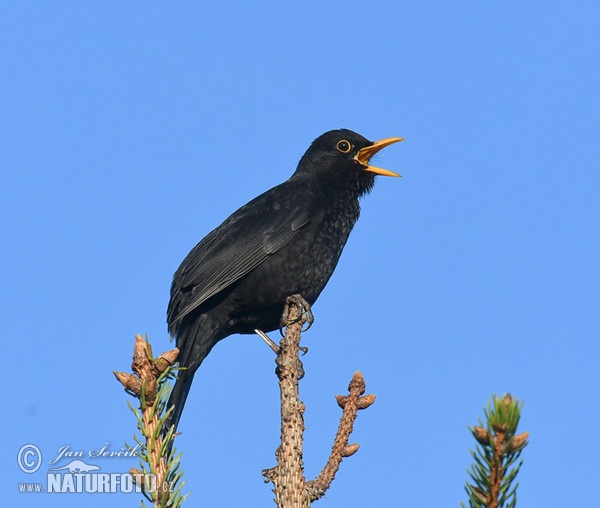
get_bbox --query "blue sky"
[3,1,599,506]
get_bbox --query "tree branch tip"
[132,336,154,376]
[348,371,366,395]
[501,393,514,405]
[117,334,186,506]
[463,394,528,508]
[133,334,149,354]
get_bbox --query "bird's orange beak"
[355,137,403,177]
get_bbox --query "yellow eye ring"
[336,140,352,153]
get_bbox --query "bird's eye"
[336,140,352,153]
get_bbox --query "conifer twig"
[114,334,186,508]
[462,394,529,508]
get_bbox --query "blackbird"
[166,128,402,431]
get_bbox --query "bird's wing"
[167,181,312,333]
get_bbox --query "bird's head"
[294,129,403,195]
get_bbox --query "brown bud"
[342,444,360,457]
[472,426,490,446]
[131,335,153,377]
[502,393,514,406]
[113,371,142,396]
[154,347,180,373]
[357,394,376,409]
[335,395,348,409]
[509,431,529,452]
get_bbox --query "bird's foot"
[254,329,280,354]
[279,294,314,336]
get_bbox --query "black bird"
[166,129,402,431]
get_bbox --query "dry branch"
[263,295,375,507]
[306,371,375,502]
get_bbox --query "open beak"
[355,137,404,177]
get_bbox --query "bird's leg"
[254,329,280,354]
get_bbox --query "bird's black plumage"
[166,129,402,432]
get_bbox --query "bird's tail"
[165,367,195,438]
[163,315,215,442]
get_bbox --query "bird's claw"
[299,346,309,355]
[279,294,314,336]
